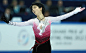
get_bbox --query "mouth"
[34,11,35,13]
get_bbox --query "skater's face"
[32,5,42,16]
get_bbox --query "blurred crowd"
[0,0,86,22]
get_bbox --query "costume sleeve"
[47,7,81,23]
[8,18,35,26]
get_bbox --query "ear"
[40,7,42,11]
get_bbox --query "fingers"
[81,7,85,11]
[1,17,9,23]
[77,7,85,11]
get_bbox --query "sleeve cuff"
[8,21,16,26]
[73,7,81,14]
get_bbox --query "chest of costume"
[32,20,51,44]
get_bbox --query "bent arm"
[8,19,35,26]
[47,7,84,23]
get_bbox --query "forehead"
[32,5,38,8]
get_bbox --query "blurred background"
[0,0,86,53]
[0,0,86,22]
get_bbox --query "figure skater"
[1,2,85,53]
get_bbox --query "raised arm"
[47,7,85,23]
[1,17,36,26]
[8,18,35,26]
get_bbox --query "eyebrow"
[33,5,36,7]
[32,6,37,9]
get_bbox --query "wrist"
[73,7,81,14]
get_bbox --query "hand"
[1,17,9,24]
[74,7,85,14]
[80,7,85,11]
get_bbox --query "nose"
[32,9,34,11]
[32,9,35,11]
[32,9,34,12]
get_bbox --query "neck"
[37,13,45,21]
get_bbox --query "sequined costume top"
[8,7,81,43]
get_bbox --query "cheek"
[35,9,39,12]
[36,9,41,13]
[35,7,40,11]
[34,10,38,14]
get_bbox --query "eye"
[34,6,36,9]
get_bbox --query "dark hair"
[30,2,45,15]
